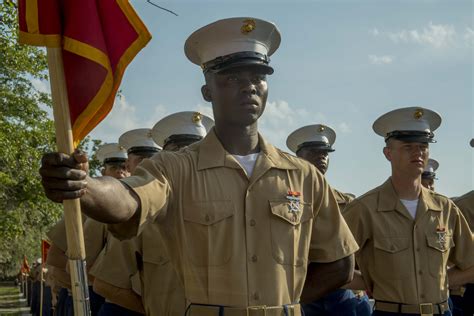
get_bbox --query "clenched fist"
[39,150,90,202]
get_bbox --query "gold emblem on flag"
[414,109,424,120]
[192,112,202,123]
[241,19,256,34]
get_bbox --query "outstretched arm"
[40,151,139,223]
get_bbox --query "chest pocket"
[426,234,455,278]
[269,200,313,266]
[373,237,411,279]
[183,200,235,267]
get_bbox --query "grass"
[0,282,30,315]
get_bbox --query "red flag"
[21,255,30,274]
[18,0,151,145]
[41,240,51,265]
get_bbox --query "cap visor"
[210,60,274,74]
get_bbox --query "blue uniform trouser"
[31,281,40,314]
[373,311,451,316]
[463,284,474,316]
[302,289,373,315]
[41,285,52,316]
[89,286,105,316]
[448,295,463,316]
[56,288,74,316]
[98,302,144,316]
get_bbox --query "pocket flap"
[426,235,454,252]
[374,237,410,253]
[269,200,313,226]
[184,200,234,225]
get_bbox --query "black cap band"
[296,141,335,153]
[127,146,161,155]
[203,51,273,74]
[103,157,126,164]
[422,171,437,180]
[163,134,203,148]
[385,130,436,143]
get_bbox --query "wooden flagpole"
[46,47,90,316]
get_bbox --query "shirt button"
[205,214,210,222]
[420,294,425,299]
[418,270,423,275]
[250,219,256,226]
[251,255,258,262]
[416,248,420,252]
[253,292,260,300]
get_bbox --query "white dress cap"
[286,124,336,154]
[151,111,214,147]
[96,143,128,164]
[373,107,442,142]
[422,158,439,179]
[119,128,161,154]
[185,17,281,73]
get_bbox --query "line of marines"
[38,17,473,316]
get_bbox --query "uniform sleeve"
[343,200,372,251]
[83,218,107,266]
[47,215,88,252]
[46,218,68,252]
[108,156,172,240]
[89,234,139,289]
[454,196,474,232]
[449,205,474,270]
[308,169,359,262]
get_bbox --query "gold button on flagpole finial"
[192,112,202,123]
[414,109,424,120]
[241,19,256,34]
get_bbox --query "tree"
[0,1,102,277]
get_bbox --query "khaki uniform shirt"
[111,129,358,307]
[47,217,107,282]
[89,234,140,291]
[343,178,474,304]
[137,222,187,315]
[333,189,355,212]
[454,190,474,232]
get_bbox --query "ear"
[100,168,106,176]
[201,84,212,102]
[125,160,131,172]
[383,146,391,161]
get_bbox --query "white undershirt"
[400,199,419,219]
[233,153,259,177]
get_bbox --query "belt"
[186,303,301,316]
[375,300,449,315]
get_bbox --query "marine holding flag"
[18,0,151,314]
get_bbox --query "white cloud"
[338,122,351,133]
[369,28,379,36]
[31,78,51,94]
[368,54,394,65]
[89,96,170,142]
[464,27,474,43]
[387,22,456,48]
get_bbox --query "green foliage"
[0,2,102,277]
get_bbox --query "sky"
[35,0,473,197]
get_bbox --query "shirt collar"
[377,177,442,213]
[197,128,298,171]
